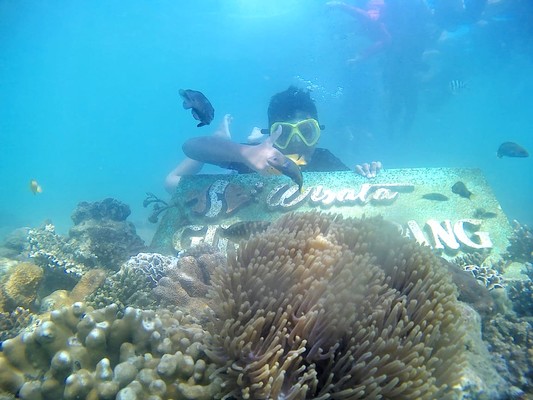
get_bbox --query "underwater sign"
[151,168,512,258]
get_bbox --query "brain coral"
[207,211,466,399]
[1,262,44,311]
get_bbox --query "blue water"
[1,1,532,243]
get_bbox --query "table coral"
[0,302,221,399]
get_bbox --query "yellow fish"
[30,179,42,195]
[286,154,307,166]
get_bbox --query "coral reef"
[507,262,533,317]
[0,228,30,259]
[462,264,505,291]
[71,197,131,225]
[0,307,33,342]
[28,223,93,279]
[86,256,158,311]
[122,252,177,285]
[0,262,44,312]
[69,269,107,303]
[69,198,146,270]
[505,220,533,263]
[28,199,146,279]
[452,251,506,291]
[483,313,533,396]
[87,248,222,315]
[440,258,495,316]
[207,211,468,399]
[0,302,220,399]
[143,192,177,223]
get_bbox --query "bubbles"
[293,75,344,101]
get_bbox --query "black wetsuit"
[223,147,350,174]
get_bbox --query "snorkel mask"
[270,118,321,150]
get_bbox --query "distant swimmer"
[179,89,215,127]
[30,179,42,195]
[497,142,529,158]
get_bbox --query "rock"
[71,198,131,225]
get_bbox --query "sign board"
[151,168,512,258]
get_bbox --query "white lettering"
[265,183,413,210]
[426,219,460,250]
[453,219,493,249]
[407,220,430,247]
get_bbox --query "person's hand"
[355,161,382,178]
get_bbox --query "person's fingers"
[370,161,379,178]
[362,163,371,177]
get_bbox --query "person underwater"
[166,86,382,194]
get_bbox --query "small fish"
[219,221,271,242]
[497,142,529,158]
[266,153,304,192]
[449,79,467,94]
[473,208,498,219]
[422,193,449,201]
[286,154,308,166]
[30,179,42,195]
[452,181,472,199]
[179,89,215,127]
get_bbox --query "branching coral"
[207,211,466,399]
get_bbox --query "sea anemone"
[207,211,466,399]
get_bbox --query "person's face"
[271,112,321,161]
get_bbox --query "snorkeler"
[165,86,382,194]
[327,0,391,64]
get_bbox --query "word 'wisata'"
[266,183,415,209]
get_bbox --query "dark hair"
[268,86,319,127]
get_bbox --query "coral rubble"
[207,211,468,399]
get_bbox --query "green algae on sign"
[151,168,512,258]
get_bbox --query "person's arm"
[164,157,204,194]
[165,114,235,194]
